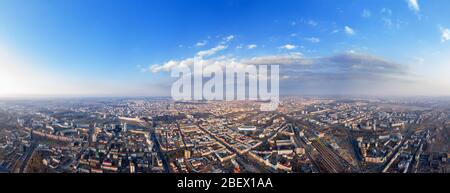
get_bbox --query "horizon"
[3,94,450,101]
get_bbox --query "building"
[373,120,377,131]
[123,123,127,132]
[184,150,191,159]
[130,163,135,173]
[237,126,257,131]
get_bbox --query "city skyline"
[1,0,450,97]
[1,96,448,174]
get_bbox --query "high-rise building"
[130,163,135,173]
[184,150,191,159]
[91,133,97,143]
[30,129,33,141]
[373,120,377,131]
[123,122,127,132]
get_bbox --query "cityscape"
[0,0,450,175]
[0,96,448,173]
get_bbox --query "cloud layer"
[147,43,422,96]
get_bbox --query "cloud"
[324,53,407,75]
[278,53,409,82]
[413,56,425,64]
[277,53,417,95]
[380,8,408,29]
[382,18,405,29]
[362,9,371,18]
[307,20,318,26]
[150,59,191,73]
[146,48,450,96]
[344,26,355,36]
[305,37,320,43]
[195,40,207,47]
[347,50,356,54]
[242,53,307,66]
[280,44,297,50]
[381,8,392,16]
[247,44,257,49]
[440,27,450,42]
[382,17,393,27]
[196,44,227,57]
[223,35,235,42]
[136,64,148,72]
[149,52,308,74]
[149,51,408,82]
[407,0,420,12]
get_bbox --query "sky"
[0,0,449,97]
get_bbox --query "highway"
[151,132,170,172]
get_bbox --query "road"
[151,132,170,172]
[19,142,38,173]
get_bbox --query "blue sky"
[0,0,449,96]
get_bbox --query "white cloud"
[247,44,257,49]
[196,44,227,57]
[150,43,231,73]
[347,50,356,54]
[150,59,188,73]
[307,20,318,26]
[150,52,308,74]
[290,52,303,56]
[441,27,450,42]
[382,17,393,27]
[195,40,207,47]
[344,26,355,36]
[242,53,307,66]
[407,0,420,12]
[305,37,320,43]
[136,64,148,72]
[381,8,392,16]
[362,9,371,18]
[146,49,450,96]
[224,35,235,42]
[280,44,297,50]
[382,18,407,29]
[380,8,408,29]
